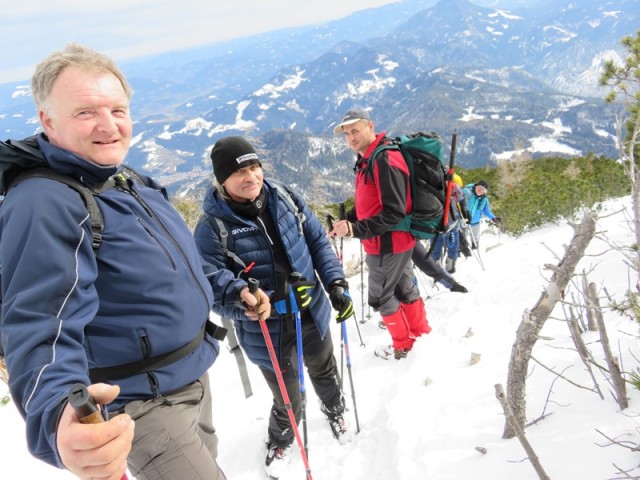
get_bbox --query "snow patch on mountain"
[11,86,30,99]
[209,100,256,135]
[542,25,577,44]
[254,68,306,99]
[489,9,522,21]
[554,49,623,98]
[460,106,485,121]
[530,136,580,156]
[377,54,399,72]
[603,10,621,18]
[158,118,213,140]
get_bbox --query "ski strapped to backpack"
[0,138,227,383]
[366,131,457,241]
[442,129,458,227]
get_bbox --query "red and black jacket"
[347,132,416,255]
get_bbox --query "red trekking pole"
[248,278,313,480]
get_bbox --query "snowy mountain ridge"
[0,0,636,202]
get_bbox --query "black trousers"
[260,310,343,447]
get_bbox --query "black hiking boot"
[320,403,353,445]
[264,441,292,479]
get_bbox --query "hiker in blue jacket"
[462,180,500,249]
[429,175,468,273]
[0,44,270,480]
[193,136,354,479]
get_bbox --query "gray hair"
[31,42,133,115]
[212,179,230,200]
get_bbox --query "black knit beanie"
[476,180,489,189]
[210,136,261,185]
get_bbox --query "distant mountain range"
[0,0,636,203]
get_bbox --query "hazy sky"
[1,0,398,84]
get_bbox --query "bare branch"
[530,356,599,393]
[495,384,551,480]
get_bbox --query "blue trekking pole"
[324,214,362,433]
[287,272,309,459]
[338,290,361,434]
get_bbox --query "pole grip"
[247,277,262,310]
[67,384,130,480]
[325,213,334,231]
[288,272,302,284]
[247,278,259,295]
[68,383,103,424]
[338,203,346,221]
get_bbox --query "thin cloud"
[0,0,399,84]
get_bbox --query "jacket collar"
[355,132,386,172]
[36,134,119,186]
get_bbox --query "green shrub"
[460,154,628,236]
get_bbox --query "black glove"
[292,278,316,310]
[274,277,316,315]
[462,208,471,221]
[449,281,468,293]
[329,283,354,323]
[492,216,502,224]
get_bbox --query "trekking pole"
[359,241,367,324]
[413,263,434,300]
[67,384,130,480]
[338,203,346,267]
[338,301,361,434]
[248,278,313,480]
[325,213,345,388]
[339,203,365,347]
[466,226,485,271]
[288,272,309,459]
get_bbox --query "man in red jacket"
[329,109,431,360]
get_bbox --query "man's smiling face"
[40,66,132,166]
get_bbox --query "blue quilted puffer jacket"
[194,180,346,370]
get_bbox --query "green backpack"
[367,131,451,240]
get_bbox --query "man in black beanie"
[210,136,262,185]
[194,136,355,479]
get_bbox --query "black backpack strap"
[120,165,169,201]
[88,320,227,383]
[9,165,170,253]
[367,139,400,181]
[10,168,105,252]
[270,181,306,235]
[205,213,248,271]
